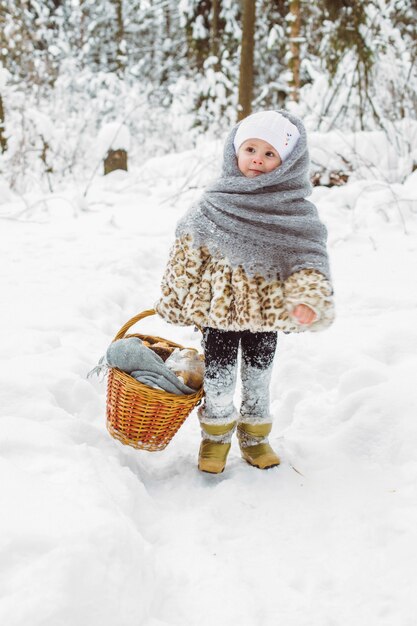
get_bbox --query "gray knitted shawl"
[176,110,330,282]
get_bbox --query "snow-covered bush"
[308,120,417,186]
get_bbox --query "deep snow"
[1,148,417,626]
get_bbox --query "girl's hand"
[291,304,317,325]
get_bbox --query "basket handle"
[113,309,156,341]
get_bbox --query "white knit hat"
[233,111,300,162]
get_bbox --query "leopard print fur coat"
[155,235,335,333]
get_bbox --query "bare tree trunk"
[114,0,125,75]
[289,0,301,102]
[185,1,210,71]
[159,5,172,85]
[0,95,7,153]
[210,0,221,71]
[237,0,256,121]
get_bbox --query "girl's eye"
[265,151,276,158]
[246,147,255,153]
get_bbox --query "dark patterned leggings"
[201,327,278,423]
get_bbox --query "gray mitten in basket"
[106,337,195,395]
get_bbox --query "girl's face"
[237,138,282,177]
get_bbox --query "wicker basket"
[106,309,204,451]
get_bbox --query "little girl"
[155,110,335,474]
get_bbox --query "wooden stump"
[104,149,128,175]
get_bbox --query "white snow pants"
[199,328,278,441]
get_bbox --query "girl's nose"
[252,154,263,165]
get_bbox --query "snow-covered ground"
[1,149,417,626]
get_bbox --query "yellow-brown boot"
[237,422,280,469]
[198,421,236,474]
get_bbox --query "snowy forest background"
[0,0,416,194]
